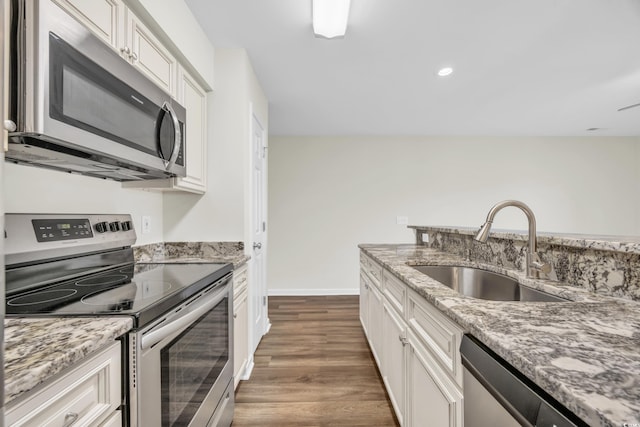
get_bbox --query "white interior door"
[250,110,268,353]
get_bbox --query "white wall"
[267,136,640,295]
[3,163,164,244]
[163,48,268,244]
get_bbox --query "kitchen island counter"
[360,243,640,427]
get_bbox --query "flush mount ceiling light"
[437,67,454,77]
[312,0,351,39]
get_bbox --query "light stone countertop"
[134,241,250,268]
[359,243,640,427]
[4,317,133,405]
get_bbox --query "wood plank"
[233,295,400,426]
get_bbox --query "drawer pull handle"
[63,412,79,426]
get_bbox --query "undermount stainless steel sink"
[411,265,569,302]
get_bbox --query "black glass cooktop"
[6,262,233,328]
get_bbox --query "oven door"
[130,275,234,427]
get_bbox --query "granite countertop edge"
[153,254,251,269]
[359,243,640,427]
[4,317,133,406]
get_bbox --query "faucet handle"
[529,253,551,275]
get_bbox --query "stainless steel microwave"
[5,0,186,181]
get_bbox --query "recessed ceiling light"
[437,67,453,77]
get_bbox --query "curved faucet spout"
[474,200,550,278]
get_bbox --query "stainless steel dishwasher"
[461,335,588,427]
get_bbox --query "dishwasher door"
[460,335,586,427]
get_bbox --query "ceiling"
[184,0,640,136]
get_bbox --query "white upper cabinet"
[53,0,177,97]
[124,8,176,96]
[174,66,207,192]
[51,0,123,47]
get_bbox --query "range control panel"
[5,213,137,266]
[32,218,93,242]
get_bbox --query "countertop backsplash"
[410,226,640,301]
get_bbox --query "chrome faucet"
[474,200,551,278]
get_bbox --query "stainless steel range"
[5,213,234,427]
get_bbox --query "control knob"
[121,220,132,231]
[109,221,121,232]
[95,221,109,233]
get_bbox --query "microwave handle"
[162,102,182,169]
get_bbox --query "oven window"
[160,296,229,426]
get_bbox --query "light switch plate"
[142,216,151,234]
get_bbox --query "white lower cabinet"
[382,301,407,426]
[367,279,384,366]
[359,272,370,337]
[407,330,463,427]
[233,264,250,389]
[359,250,464,427]
[6,342,122,427]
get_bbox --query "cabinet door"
[233,291,249,389]
[367,282,383,366]
[407,331,463,427]
[175,67,208,193]
[52,0,124,49]
[359,272,370,337]
[125,9,177,96]
[382,302,407,426]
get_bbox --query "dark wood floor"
[233,295,400,427]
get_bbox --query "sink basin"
[411,265,568,302]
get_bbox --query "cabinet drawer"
[7,342,122,427]
[407,290,463,386]
[233,265,248,299]
[382,270,406,316]
[360,253,383,286]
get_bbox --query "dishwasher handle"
[460,335,585,427]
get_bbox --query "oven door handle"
[141,285,227,350]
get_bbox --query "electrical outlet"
[141,216,151,234]
[422,233,430,243]
[396,216,408,225]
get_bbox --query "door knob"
[4,120,16,132]
[253,242,262,250]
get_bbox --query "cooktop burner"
[8,289,78,306]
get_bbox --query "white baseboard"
[241,358,254,381]
[268,288,359,296]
